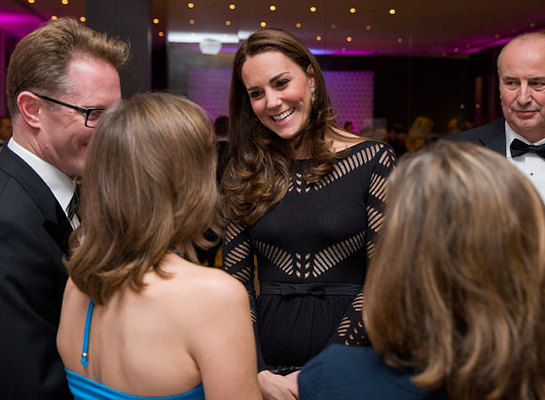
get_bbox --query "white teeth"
[272,108,294,121]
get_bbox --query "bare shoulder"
[159,255,247,306]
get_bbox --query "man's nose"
[517,82,532,105]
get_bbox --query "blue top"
[65,299,205,400]
[298,345,449,400]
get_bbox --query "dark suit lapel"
[0,145,73,253]
[478,118,506,155]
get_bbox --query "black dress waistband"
[260,282,361,296]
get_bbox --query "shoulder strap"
[80,298,94,368]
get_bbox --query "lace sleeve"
[221,222,268,370]
[332,144,396,346]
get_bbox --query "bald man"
[447,32,545,200]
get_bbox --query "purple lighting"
[0,12,43,38]
[309,48,377,56]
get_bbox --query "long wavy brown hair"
[365,141,545,399]
[223,28,347,225]
[66,93,221,305]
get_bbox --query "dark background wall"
[1,28,503,132]
[318,55,472,132]
[166,44,503,134]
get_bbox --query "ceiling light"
[153,18,159,24]
[51,16,58,20]
[346,36,352,42]
[316,35,322,41]
[199,38,222,55]
[28,0,35,4]
[397,37,403,43]
[331,24,336,29]
[296,22,302,28]
[269,5,276,11]
[460,104,465,109]
[62,0,69,4]
[365,25,371,30]
[349,8,356,14]
[260,21,267,27]
[226,20,231,26]
[229,4,236,9]
[310,6,317,12]
[159,32,164,37]
[188,2,194,8]
[190,19,195,24]
[168,31,240,44]
[80,16,86,22]
[389,8,396,15]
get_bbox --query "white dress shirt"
[504,122,545,202]
[8,139,79,228]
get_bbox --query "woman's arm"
[222,222,270,370]
[331,144,396,346]
[188,271,262,400]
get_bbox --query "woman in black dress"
[222,28,395,399]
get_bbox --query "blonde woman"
[299,141,545,400]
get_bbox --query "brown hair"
[223,28,343,225]
[7,17,129,117]
[365,141,545,399]
[66,93,221,305]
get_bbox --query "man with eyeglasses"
[0,18,129,399]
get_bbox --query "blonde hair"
[7,17,129,116]
[365,141,545,399]
[406,116,434,151]
[67,93,220,305]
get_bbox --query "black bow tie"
[510,138,545,159]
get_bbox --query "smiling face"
[499,34,545,143]
[36,57,121,178]
[241,51,315,143]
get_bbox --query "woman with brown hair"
[222,28,396,399]
[57,93,261,400]
[299,141,545,400]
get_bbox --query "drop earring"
[311,87,316,103]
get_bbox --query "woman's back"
[58,253,259,399]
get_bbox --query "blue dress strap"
[80,298,95,368]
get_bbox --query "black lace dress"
[222,141,396,371]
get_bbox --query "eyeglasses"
[32,92,105,128]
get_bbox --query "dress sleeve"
[221,221,267,371]
[331,144,397,346]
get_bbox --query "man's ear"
[306,65,316,89]
[17,91,42,129]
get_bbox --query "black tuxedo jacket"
[0,145,73,399]
[444,118,506,156]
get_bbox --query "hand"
[285,371,300,398]
[258,370,298,400]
